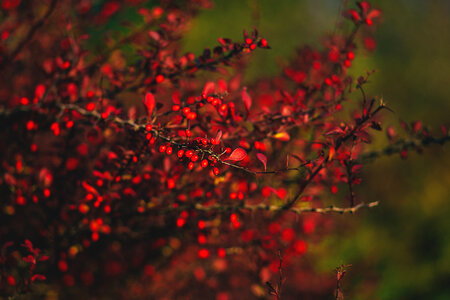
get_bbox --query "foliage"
[0,0,448,299]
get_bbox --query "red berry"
[185,150,194,158]
[260,38,268,47]
[182,107,191,115]
[198,248,209,259]
[201,159,208,168]
[213,167,219,175]
[86,102,95,111]
[347,51,355,60]
[155,75,164,83]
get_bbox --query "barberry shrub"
[0,0,449,299]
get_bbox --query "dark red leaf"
[31,274,46,282]
[82,181,99,195]
[324,127,345,136]
[225,148,247,162]
[215,130,222,144]
[241,87,252,111]
[38,255,50,262]
[256,153,267,171]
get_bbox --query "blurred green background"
[182,1,450,299]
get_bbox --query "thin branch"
[149,200,380,215]
[359,134,450,162]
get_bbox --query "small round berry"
[259,38,268,48]
[86,102,95,111]
[155,75,164,83]
[201,159,208,168]
[213,167,219,175]
[185,150,194,158]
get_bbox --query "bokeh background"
[181,1,450,299]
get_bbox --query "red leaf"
[23,255,36,264]
[31,274,46,282]
[143,92,155,119]
[202,81,215,97]
[274,188,287,199]
[82,181,99,196]
[148,31,160,41]
[367,9,382,20]
[225,148,247,162]
[256,153,267,171]
[38,255,50,262]
[22,240,33,250]
[358,1,371,14]
[241,87,252,111]
[324,127,345,136]
[215,130,222,143]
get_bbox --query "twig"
[265,251,283,299]
[147,200,380,215]
[335,264,351,300]
[359,134,450,162]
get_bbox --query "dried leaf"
[128,106,137,121]
[328,147,335,161]
[273,132,290,141]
